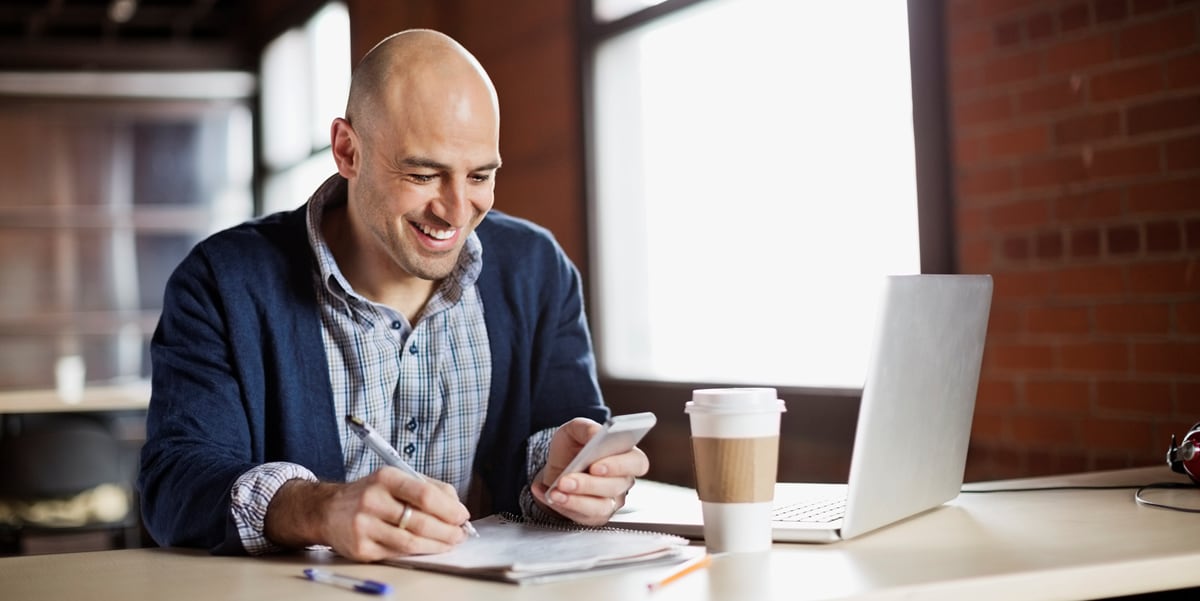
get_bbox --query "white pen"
[345,414,480,537]
[303,568,391,595]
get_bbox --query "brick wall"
[946,0,1200,480]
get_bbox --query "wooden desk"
[1,466,1196,601]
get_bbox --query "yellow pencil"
[647,553,713,591]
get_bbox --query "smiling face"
[332,31,501,287]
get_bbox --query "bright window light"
[590,0,920,389]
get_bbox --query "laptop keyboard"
[773,498,847,523]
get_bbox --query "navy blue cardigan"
[136,191,608,554]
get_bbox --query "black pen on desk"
[344,414,480,538]
[303,568,391,595]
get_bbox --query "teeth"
[417,223,455,240]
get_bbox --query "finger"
[586,446,649,478]
[554,472,634,500]
[378,467,471,528]
[546,492,625,527]
[378,506,465,550]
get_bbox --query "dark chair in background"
[0,413,143,555]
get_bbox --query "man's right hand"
[264,466,469,561]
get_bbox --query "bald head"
[345,29,499,139]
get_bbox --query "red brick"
[1133,341,1200,375]
[1145,220,1182,253]
[1054,264,1127,296]
[989,342,1056,370]
[984,51,1043,85]
[950,64,987,95]
[1094,302,1172,334]
[1090,143,1163,179]
[1060,341,1130,371]
[1012,414,1076,444]
[1107,224,1141,254]
[956,135,987,166]
[1178,382,1200,416]
[959,165,1016,197]
[1167,51,1200,88]
[1128,260,1200,294]
[958,205,988,231]
[961,236,993,270]
[1095,0,1130,22]
[1089,64,1165,102]
[1096,379,1173,414]
[950,26,994,58]
[990,198,1053,228]
[1179,301,1200,333]
[1002,234,1031,260]
[955,94,1014,127]
[1128,95,1200,135]
[987,124,1050,157]
[947,0,981,26]
[1020,80,1085,116]
[1165,135,1200,170]
[976,377,1019,410]
[988,304,1023,334]
[1026,305,1091,334]
[1022,154,1089,188]
[1060,3,1092,32]
[1035,230,1065,259]
[1026,378,1091,411]
[1128,177,1200,214]
[1053,111,1122,145]
[1082,418,1155,451]
[978,0,1044,19]
[1027,11,1056,39]
[996,19,1024,46]
[1119,13,1198,59]
[1056,187,1126,220]
[993,270,1055,300]
[1187,219,1200,251]
[1071,227,1103,257]
[1131,0,1170,15]
[1046,34,1116,73]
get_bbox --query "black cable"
[960,482,1200,514]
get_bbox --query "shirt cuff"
[520,426,561,522]
[230,462,318,555]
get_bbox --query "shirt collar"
[304,174,484,320]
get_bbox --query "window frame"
[576,0,955,416]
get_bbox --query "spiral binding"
[496,511,689,542]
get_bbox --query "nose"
[433,179,472,228]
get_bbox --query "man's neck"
[321,204,436,324]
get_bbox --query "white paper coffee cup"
[686,387,785,553]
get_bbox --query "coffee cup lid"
[686,387,786,414]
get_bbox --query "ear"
[330,117,360,179]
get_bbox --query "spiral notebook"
[383,513,690,584]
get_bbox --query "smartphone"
[547,412,658,494]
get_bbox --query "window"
[260,2,350,216]
[585,0,947,390]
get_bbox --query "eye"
[408,173,435,184]
[470,172,493,183]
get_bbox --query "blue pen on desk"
[345,414,480,538]
[303,568,391,595]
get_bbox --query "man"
[137,29,648,561]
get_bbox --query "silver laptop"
[610,274,993,543]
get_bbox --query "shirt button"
[391,320,402,330]
[409,344,418,355]
[406,417,418,432]
[403,443,416,456]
